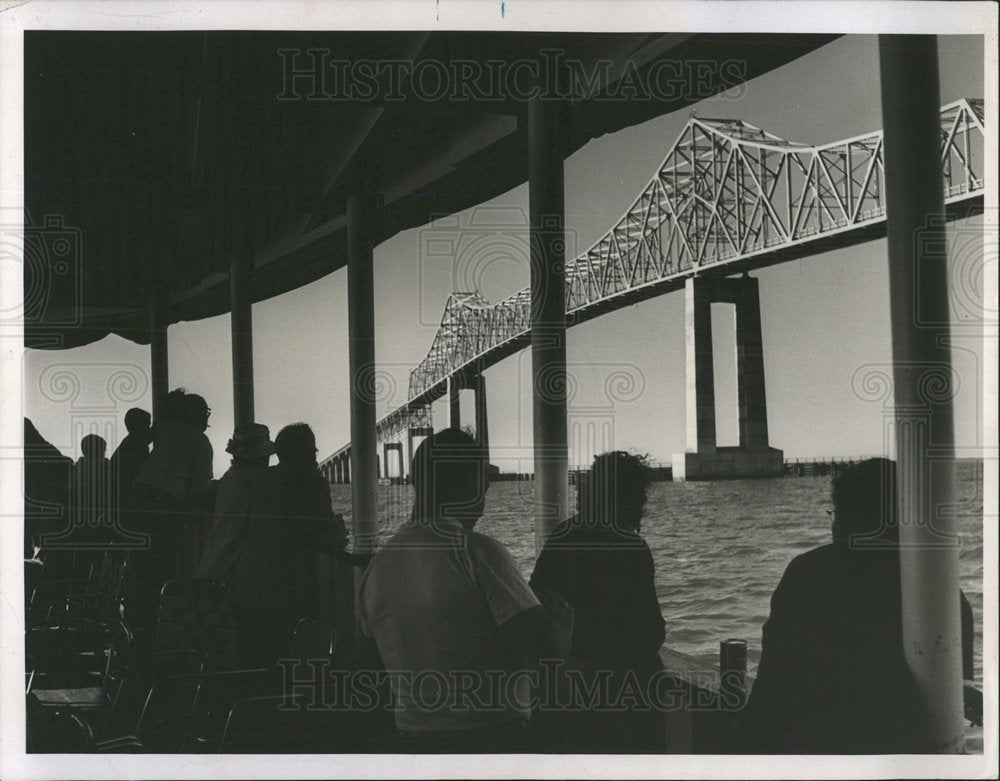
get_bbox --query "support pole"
[473,372,490,457]
[685,277,717,455]
[449,374,462,430]
[148,291,169,423]
[230,248,255,428]
[735,276,769,452]
[347,191,379,555]
[879,34,963,752]
[528,89,569,553]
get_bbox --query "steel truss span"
[334,99,985,459]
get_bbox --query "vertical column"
[230,248,255,428]
[148,290,170,423]
[735,276,769,452]
[449,374,462,430]
[879,34,963,752]
[473,372,490,457]
[382,443,394,481]
[685,277,716,454]
[528,89,569,552]
[407,429,416,480]
[347,191,379,554]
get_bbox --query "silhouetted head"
[577,451,651,533]
[227,422,275,467]
[274,423,317,469]
[161,389,188,425]
[124,408,151,437]
[80,434,106,460]
[182,393,211,433]
[410,427,489,529]
[831,458,898,549]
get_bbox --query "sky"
[20,34,989,478]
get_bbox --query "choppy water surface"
[331,461,985,751]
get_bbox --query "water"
[330,461,985,751]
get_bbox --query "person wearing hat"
[196,422,275,580]
[228,423,353,664]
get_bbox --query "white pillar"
[880,33,963,752]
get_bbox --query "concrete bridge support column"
[736,276,770,452]
[148,290,170,424]
[449,374,462,430]
[685,277,717,456]
[383,442,404,482]
[528,87,569,552]
[230,248,255,428]
[673,275,782,480]
[472,373,490,456]
[407,426,433,483]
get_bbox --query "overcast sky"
[22,34,987,477]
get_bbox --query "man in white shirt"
[359,428,573,752]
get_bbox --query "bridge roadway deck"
[391,196,983,416]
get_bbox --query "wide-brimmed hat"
[226,423,275,458]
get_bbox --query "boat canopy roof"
[24,30,838,350]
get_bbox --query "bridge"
[320,98,985,484]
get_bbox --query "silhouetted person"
[176,393,215,575]
[228,423,349,664]
[23,418,72,557]
[530,451,666,753]
[126,389,214,655]
[359,428,574,752]
[197,423,274,580]
[70,434,112,546]
[736,457,975,753]
[108,407,152,497]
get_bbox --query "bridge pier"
[673,275,783,480]
[449,375,463,429]
[407,425,433,483]
[472,372,490,457]
[383,441,404,482]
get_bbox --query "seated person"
[736,457,976,753]
[530,451,666,753]
[358,428,574,752]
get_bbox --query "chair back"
[155,579,239,669]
